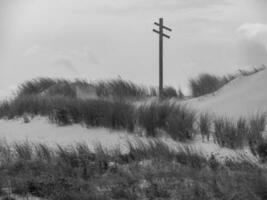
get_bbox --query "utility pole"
[153,18,172,98]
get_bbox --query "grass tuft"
[199,113,212,142]
[138,101,196,141]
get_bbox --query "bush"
[213,115,266,150]
[17,78,58,96]
[189,74,225,97]
[49,99,135,131]
[16,77,156,100]
[45,81,77,98]
[162,86,178,98]
[138,102,196,141]
[17,78,84,98]
[110,101,135,132]
[166,106,196,141]
[0,95,53,119]
[199,113,212,142]
[213,117,249,149]
[257,141,267,162]
[50,107,71,126]
[248,114,266,155]
[94,79,150,99]
[177,88,184,99]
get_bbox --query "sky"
[0,0,267,93]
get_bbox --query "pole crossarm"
[153,29,170,39]
[154,22,172,32]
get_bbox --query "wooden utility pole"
[153,18,172,97]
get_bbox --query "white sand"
[0,117,258,163]
[0,117,134,152]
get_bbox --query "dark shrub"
[149,87,157,96]
[166,106,195,141]
[213,117,249,149]
[162,86,178,98]
[0,100,11,119]
[257,141,267,162]
[50,107,71,126]
[17,78,57,96]
[213,115,266,150]
[138,101,196,141]
[137,102,165,137]
[248,114,266,155]
[189,73,225,97]
[45,81,76,98]
[78,100,113,127]
[0,95,53,119]
[110,101,135,131]
[177,88,184,99]
[95,79,149,99]
[199,113,212,142]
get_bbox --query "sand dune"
[186,69,267,119]
[0,70,266,162]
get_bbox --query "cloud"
[74,0,230,15]
[237,23,267,38]
[53,58,79,74]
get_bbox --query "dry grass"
[138,101,196,141]
[0,140,265,200]
[199,113,212,142]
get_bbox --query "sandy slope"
[0,117,257,163]
[185,69,267,119]
[0,117,133,151]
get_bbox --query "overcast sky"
[0,0,267,92]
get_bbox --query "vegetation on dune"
[257,141,267,163]
[0,88,266,153]
[248,114,266,156]
[137,101,195,141]
[199,113,212,142]
[161,86,178,98]
[189,73,227,97]
[0,70,266,152]
[0,95,194,141]
[16,77,181,100]
[212,114,267,155]
[189,65,266,97]
[213,117,249,149]
[17,78,59,96]
[0,69,267,199]
[0,141,265,200]
[94,79,150,99]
